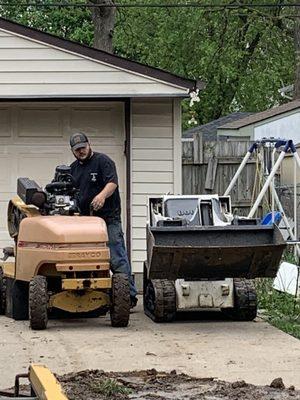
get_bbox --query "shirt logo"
[90,172,98,182]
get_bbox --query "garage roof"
[0,17,204,98]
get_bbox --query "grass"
[91,379,132,397]
[255,276,300,340]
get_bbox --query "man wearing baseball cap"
[69,132,138,307]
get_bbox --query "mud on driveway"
[59,369,300,400]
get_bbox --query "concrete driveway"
[0,299,299,390]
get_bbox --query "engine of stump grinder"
[143,195,286,322]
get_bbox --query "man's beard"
[76,147,92,163]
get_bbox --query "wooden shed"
[0,18,203,287]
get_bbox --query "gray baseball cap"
[70,132,89,150]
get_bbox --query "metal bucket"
[147,225,286,280]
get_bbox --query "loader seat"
[199,200,213,226]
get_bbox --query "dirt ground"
[0,298,300,391]
[59,369,300,400]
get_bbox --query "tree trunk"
[89,0,116,53]
[294,6,300,99]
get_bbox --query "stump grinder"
[0,165,130,330]
[144,194,286,322]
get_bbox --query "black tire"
[29,276,48,330]
[222,279,257,321]
[0,267,6,315]
[110,273,130,327]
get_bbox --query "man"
[69,132,138,307]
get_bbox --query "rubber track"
[145,279,176,323]
[29,275,48,330]
[110,273,130,327]
[0,267,6,315]
[230,278,257,321]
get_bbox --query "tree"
[0,0,295,127]
[88,0,116,52]
[114,0,294,127]
[294,5,300,99]
[0,0,93,45]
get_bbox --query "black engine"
[17,165,80,215]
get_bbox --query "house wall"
[131,98,181,281]
[217,109,300,143]
[254,112,300,144]
[0,29,187,97]
[217,126,253,138]
[281,150,300,185]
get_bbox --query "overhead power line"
[0,2,299,9]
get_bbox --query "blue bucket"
[261,212,282,226]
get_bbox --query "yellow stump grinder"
[0,165,130,330]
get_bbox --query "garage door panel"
[17,152,69,187]
[0,108,12,137]
[0,236,12,250]
[0,155,13,187]
[0,201,8,229]
[18,107,64,137]
[70,108,112,138]
[0,193,15,201]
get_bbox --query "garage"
[0,17,201,287]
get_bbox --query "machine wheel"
[144,279,176,323]
[29,276,48,330]
[222,278,257,321]
[0,267,6,315]
[110,273,130,327]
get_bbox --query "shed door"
[0,102,126,249]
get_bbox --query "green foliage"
[0,0,93,44]
[255,278,300,340]
[91,378,131,397]
[114,0,294,126]
[0,0,295,127]
[283,248,298,264]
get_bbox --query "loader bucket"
[146,225,286,280]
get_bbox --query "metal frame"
[224,139,300,258]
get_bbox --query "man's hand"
[91,183,117,212]
[91,193,106,211]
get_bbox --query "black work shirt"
[70,152,121,222]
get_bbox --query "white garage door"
[0,101,126,249]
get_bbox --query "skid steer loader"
[144,195,286,322]
[0,165,130,330]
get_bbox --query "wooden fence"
[182,137,257,216]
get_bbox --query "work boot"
[130,296,138,309]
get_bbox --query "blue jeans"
[107,219,137,298]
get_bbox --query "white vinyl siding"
[131,98,182,273]
[0,30,188,97]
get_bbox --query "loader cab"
[148,195,232,227]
